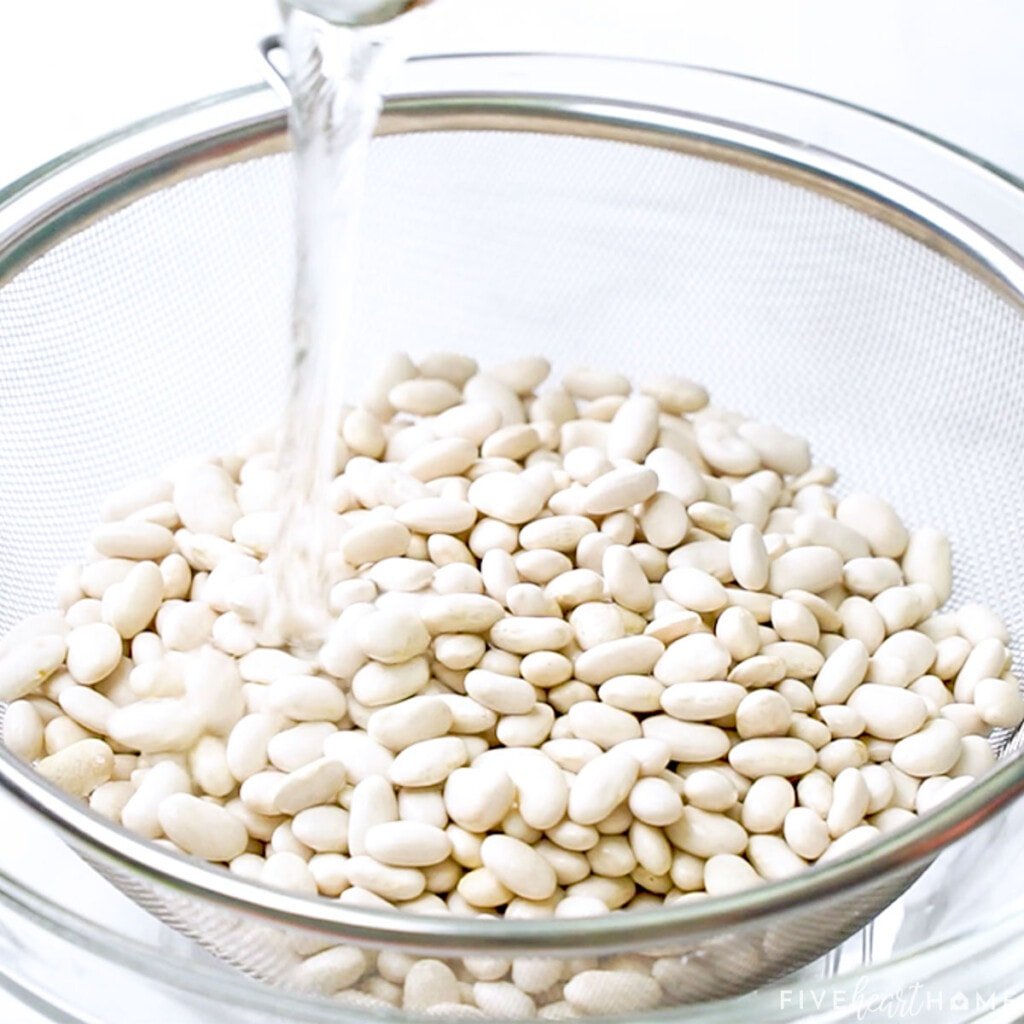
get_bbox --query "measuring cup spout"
[278,0,429,27]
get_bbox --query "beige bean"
[36,738,114,797]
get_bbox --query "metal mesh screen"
[1,127,1024,1006]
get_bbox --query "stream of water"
[266,8,407,642]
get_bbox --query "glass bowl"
[2,52,1024,1022]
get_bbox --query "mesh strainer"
[2,53,1024,1019]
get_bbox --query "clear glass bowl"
[2,53,1024,1022]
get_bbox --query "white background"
[1,2,1022,1021]
[2,0,1024,185]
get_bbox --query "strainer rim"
[4,51,1024,209]
[3,738,1024,954]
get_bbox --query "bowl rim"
[2,50,1024,956]
[4,842,1024,1022]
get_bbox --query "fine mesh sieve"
[3,54,1024,1019]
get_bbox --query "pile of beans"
[1,353,1021,1017]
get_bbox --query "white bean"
[443,767,515,833]
[783,806,830,860]
[826,766,870,838]
[603,545,653,613]
[481,834,558,900]
[661,567,727,613]
[390,737,468,788]
[746,834,808,880]
[275,757,347,815]
[582,464,658,516]
[848,684,928,740]
[367,696,454,751]
[954,638,1008,703]
[890,720,962,778]
[575,636,664,685]
[107,698,202,753]
[36,738,114,797]
[956,603,1010,645]
[659,681,745,721]
[568,751,639,825]
[974,677,1024,728]
[158,792,248,861]
[102,561,164,640]
[653,634,729,684]
[0,634,67,703]
[66,623,122,686]
[741,775,795,833]
[813,639,869,705]
[768,546,843,596]
[729,737,817,779]
[703,853,762,895]
[365,821,452,867]
[665,806,748,858]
